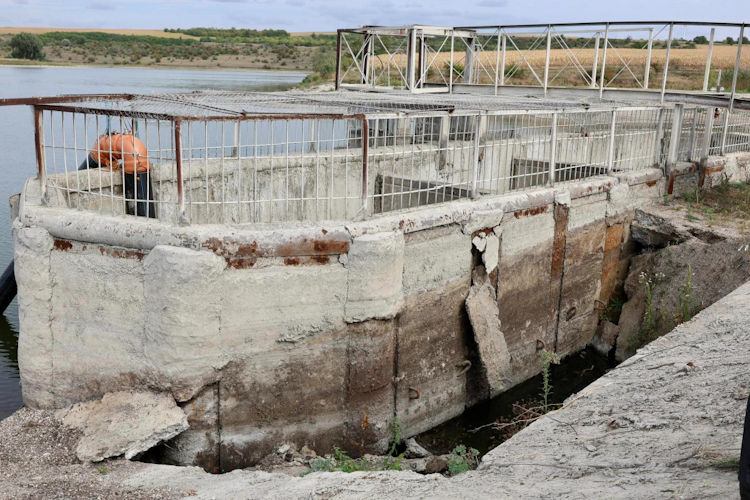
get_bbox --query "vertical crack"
[551,203,570,353]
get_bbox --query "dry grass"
[374,45,748,71]
[0,27,198,40]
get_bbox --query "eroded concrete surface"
[2,279,748,498]
[11,152,750,470]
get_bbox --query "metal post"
[33,107,46,201]
[720,109,730,154]
[607,110,617,173]
[687,109,697,161]
[591,32,600,88]
[654,108,666,165]
[335,30,342,90]
[599,23,610,99]
[174,120,184,217]
[471,115,483,198]
[417,33,426,88]
[406,27,417,91]
[368,33,375,88]
[361,34,370,85]
[544,26,551,96]
[661,23,674,104]
[499,32,506,87]
[644,28,653,89]
[464,37,475,84]
[494,29,501,95]
[449,31,455,93]
[701,107,715,162]
[729,25,744,112]
[361,118,369,212]
[702,28,715,92]
[549,112,558,185]
[667,103,683,172]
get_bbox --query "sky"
[0,0,748,33]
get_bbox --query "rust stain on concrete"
[53,239,72,251]
[514,206,548,219]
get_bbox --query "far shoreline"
[0,58,310,75]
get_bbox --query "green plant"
[382,417,404,471]
[97,466,109,475]
[675,264,695,325]
[631,271,666,350]
[447,445,480,476]
[300,458,334,476]
[540,349,560,412]
[332,446,368,473]
[599,296,624,322]
[9,33,45,60]
[710,458,740,471]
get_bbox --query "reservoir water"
[0,65,306,419]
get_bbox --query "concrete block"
[143,245,226,402]
[396,277,471,436]
[14,225,54,408]
[49,243,149,406]
[500,210,555,256]
[465,282,511,397]
[606,183,630,218]
[345,232,404,322]
[61,391,187,462]
[403,226,471,296]
[220,263,347,353]
[482,234,499,274]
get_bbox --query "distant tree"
[9,32,45,60]
[693,35,708,44]
[312,46,336,78]
[725,37,736,45]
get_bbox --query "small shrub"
[447,444,480,476]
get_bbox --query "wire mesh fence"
[34,93,750,225]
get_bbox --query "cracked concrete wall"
[14,152,750,471]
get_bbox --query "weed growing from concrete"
[710,457,740,471]
[300,419,405,476]
[447,444,480,476]
[382,417,404,471]
[675,264,696,325]
[632,270,665,350]
[599,296,624,323]
[540,349,561,413]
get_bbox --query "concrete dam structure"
[5,22,750,472]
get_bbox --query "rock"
[472,235,487,252]
[630,209,689,248]
[300,445,317,458]
[402,458,428,473]
[482,234,500,273]
[403,438,431,459]
[61,391,187,463]
[465,281,512,397]
[424,455,449,474]
[590,321,619,357]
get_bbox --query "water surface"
[0,66,305,419]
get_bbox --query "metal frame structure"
[3,90,749,225]
[336,21,747,109]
